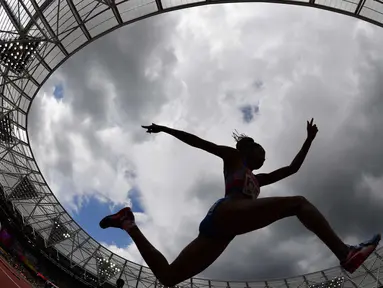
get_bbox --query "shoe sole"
[343,234,381,273]
[99,207,133,229]
[99,216,114,229]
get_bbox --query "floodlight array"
[9,176,38,200]
[0,112,13,143]
[0,39,41,74]
[83,273,98,286]
[309,277,345,288]
[47,220,71,245]
[96,256,121,281]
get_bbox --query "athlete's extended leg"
[213,196,380,272]
[214,196,348,260]
[100,208,232,287]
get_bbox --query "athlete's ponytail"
[232,130,260,153]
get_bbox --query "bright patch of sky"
[240,104,260,123]
[53,84,64,100]
[71,195,132,247]
[129,188,144,213]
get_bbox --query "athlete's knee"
[290,195,310,212]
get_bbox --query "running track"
[0,257,32,288]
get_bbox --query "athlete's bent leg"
[214,196,378,264]
[100,208,231,287]
[129,227,230,286]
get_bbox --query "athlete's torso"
[224,165,260,199]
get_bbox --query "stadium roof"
[0,0,383,287]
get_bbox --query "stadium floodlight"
[309,277,345,288]
[84,273,98,283]
[0,112,13,143]
[96,256,121,283]
[0,39,41,74]
[9,176,39,200]
[47,219,71,246]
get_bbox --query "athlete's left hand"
[141,123,165,134]
[307,118,318,141]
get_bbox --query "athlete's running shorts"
[199,198,235,240]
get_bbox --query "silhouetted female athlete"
[100,119,380,286]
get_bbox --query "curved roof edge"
[0,0,382,286]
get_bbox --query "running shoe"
[99,207,135,229]
[341,233,381,273]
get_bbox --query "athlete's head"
[233,130,265,170]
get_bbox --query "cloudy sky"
[27,3,383,282]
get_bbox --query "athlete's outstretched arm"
[142,124,237,161]
[256,118,319,187]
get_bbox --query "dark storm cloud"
[27,12,182,216]
[30,12,180,152]
[261,35,383,274]
[268,39,383,272]
[29,89,109,179]
[59,15,179,127]
[29,12,180,178]
[289,53,383,236]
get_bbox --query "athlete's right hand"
[141,123,165,134]
[306,118,318,141]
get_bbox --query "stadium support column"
[303,276,309,287]
[135,266,143,288]
[109,0,123,24]
[117,260,127,280]
[68,235,91,268]
[355,0,367,15]
[320,272,328,281]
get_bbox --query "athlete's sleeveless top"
[224,164,260,199]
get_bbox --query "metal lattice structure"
[0,0,383,287]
